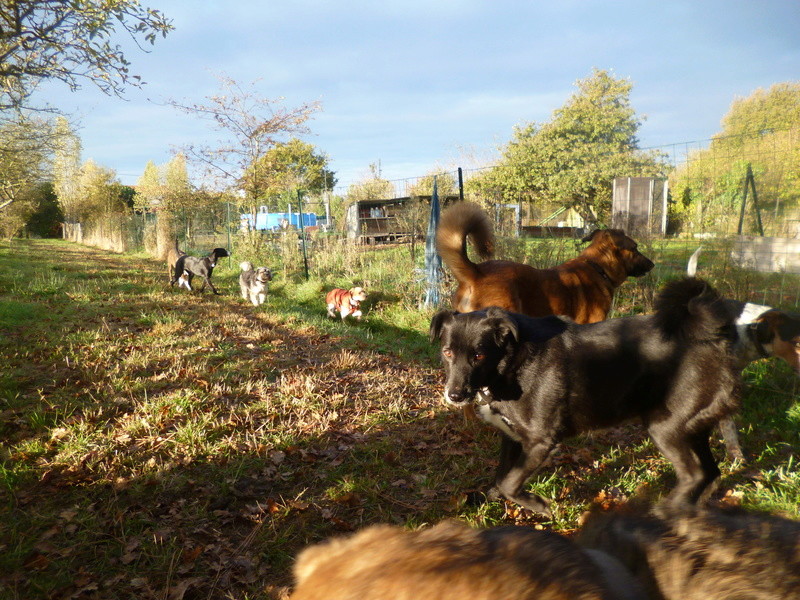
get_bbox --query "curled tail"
[436,202,495,285]
[240,261,253,272]
[654,277,735,342]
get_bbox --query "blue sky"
[39,0,800,190]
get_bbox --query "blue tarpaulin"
[241,210,317,231]
[423,176,442,308]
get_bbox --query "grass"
[0,237,798,600]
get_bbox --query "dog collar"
[585,260,613,286]
[747,322,771,359]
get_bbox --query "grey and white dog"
[239,261,273,306]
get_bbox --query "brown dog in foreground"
[436,202,654,323]
[291,520,643,600]
[577,503,800,600]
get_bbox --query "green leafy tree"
[136,154,197,257]
[74,159,124,221]
[167,75,321,224]
[25,181,62,237]
[472,69,667,226]
[52,116,82,219]
[0,114,52,211]
[246,138,336,210]
[0,0,173,110]
[345,163,393,203]
[670,82,800,234]
[135,160,162,208]
[407,170,457,198]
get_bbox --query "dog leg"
[491,434,556,517]
[651,428,720,506]
[717,417,745,462]
[327,303,336,318]
[204,277,219,295]
[688,432,722,504]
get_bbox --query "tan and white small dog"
[176,269,192,291]
[239,261,273,306]
[326,287,367,320]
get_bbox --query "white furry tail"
[240,261,253,272]
[686,246,703,276]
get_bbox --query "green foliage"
[24,182,63,237]
[470,69,668,225]
[52,117,82,220]
[167,75,321,214]
[247,138,337,210]
[0,0,173,110]
[72,159,126,222]
[0,115,53,212]
[345,163,393,203]
[670,82,800,234]
[407,170,458,197]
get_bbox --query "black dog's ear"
[485,307,519,346]
[430,310,455,342]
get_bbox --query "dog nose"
[445,389,467,405]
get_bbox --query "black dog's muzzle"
[444,386,491,407]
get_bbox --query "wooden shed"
[345,195,459,244]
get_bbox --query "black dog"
[171,247,230,294]
[430,278,741,517]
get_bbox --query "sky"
[37,0,800,192]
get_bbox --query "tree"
[407,170,457,198]
[52,116,81,220]
[167,74,321,221]
[0,0,173,111]
[670,82,800,234]
[246,138,336,209]
[134,159,159,200]
[136,154,197,257]
[74,159,124,221]
[25,181,62,237]
[345,163,393,203]
[472,69,667,226]
[0,114,52,211]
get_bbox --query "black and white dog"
[688,247,800,460]
[171,247,230,294]
[239,261,272,306]
[430,278,741,517]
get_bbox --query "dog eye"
[443,348,454,359]
[473,353,485,362]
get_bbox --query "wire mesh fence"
[65,128,799,310]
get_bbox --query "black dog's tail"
[654,277,735,342]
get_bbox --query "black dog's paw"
[507,492,553,519]
[463,489,494,506]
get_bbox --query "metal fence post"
[297,189,310,280]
